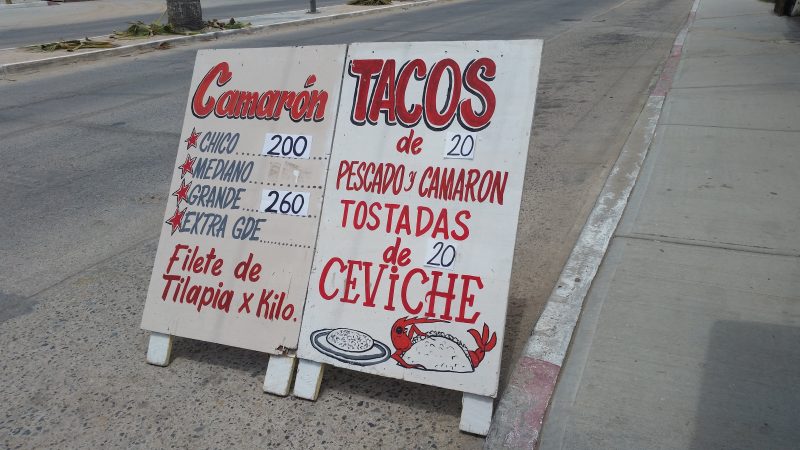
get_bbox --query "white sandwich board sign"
[140,41,543,432]
[296,40,542,398]
[141,46,347,355]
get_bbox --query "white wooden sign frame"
[292,40,542,435]
[141,45,348,396]
[143,40,542,436]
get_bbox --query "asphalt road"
[0,0,692,447]
[0,0,342,49]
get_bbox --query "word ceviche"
[191,62,329,122]
[348,57,497,131]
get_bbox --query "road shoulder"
[0,0,451,76]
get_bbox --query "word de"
[396,129,423,155]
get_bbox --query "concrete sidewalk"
[538,0,800,448]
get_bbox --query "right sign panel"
[298,40,542,397]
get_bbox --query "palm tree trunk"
[166,0,204,31]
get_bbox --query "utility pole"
[309,0,318,14]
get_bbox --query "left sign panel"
[141,46,347,354]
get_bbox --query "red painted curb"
[653,11,695,96]
[490,357,560,448]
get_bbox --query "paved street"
[0,0,692,447]
[0,0,343,49]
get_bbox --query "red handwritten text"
[348,58,497,131]
[192,62,329,122]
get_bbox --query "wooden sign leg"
[460,393,494,436]
[293,358,324,400]
[263,355,297,396]
[146,332,173,367]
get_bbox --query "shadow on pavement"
[692,320,800,449]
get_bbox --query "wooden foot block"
[146,332,173,367]
[263,355,297,396]
[293,359,324,400]
[460,393,494,436]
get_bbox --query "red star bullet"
[178,155,196,178]
[172,180,191,205]
[185,127,201,150]
[166,207,186,234]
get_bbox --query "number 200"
[262,133,312,159]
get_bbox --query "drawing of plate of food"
[310,328,391,366]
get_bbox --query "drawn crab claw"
[485,332,497,352]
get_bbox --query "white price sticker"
[443,132,476,160]
[424,239,458,270]
[262,133,313,159]
[260,190,311,216]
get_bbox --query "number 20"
[444,133,476,159]
[426,242,456,268]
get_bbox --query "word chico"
[191,62,329,122]
[199,132,239,154]
[348,57,497,131]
